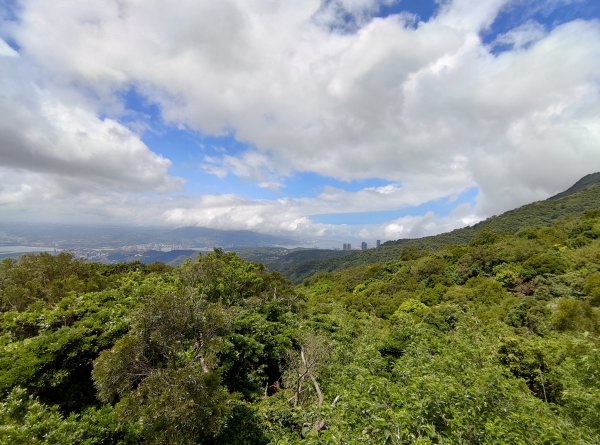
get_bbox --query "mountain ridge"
[0,223,299,250]
[548,172,600,200]
[259,173,600,282]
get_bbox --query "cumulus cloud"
[1,0,600,242]
[164,195,319,235]
[437,0,510,31]
[0,43,181,194]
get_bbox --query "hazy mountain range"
[0,224,298,250]
[1,173,599,280]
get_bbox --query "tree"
[93,291,234,444]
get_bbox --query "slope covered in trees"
[1,207,600,443]
[268,175,600,283]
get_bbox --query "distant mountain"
[164,227,296,248]
[106,249,202,266]
[0,223,298,250]
[0,223,163,248]
[267,173,600,282]
[234,247,352,283]
[548,172,600,200]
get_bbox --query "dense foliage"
[1,209,600,443]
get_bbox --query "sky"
[0,0,599,247]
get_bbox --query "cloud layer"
[1,0,599,242]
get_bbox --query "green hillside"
[235,247,353,283]
[273,176,600,282]
[396,179,600,249]
[1,209,600,443]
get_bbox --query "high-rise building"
[343,243,352,251]
[361,241,367,251]
[376,240,381,248]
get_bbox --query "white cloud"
[202,151,287,190]
[313,0,400,30]
[380,203,480,240]
[163,195,318,235]
[492,20,547,50]
[1,1,600,243]
[0,42,181,193]
[437,0,510,31]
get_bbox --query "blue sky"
[1,0,599,245]
[377,0,438,22]
[483,0,600,46]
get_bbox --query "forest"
[1,208,600,443]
